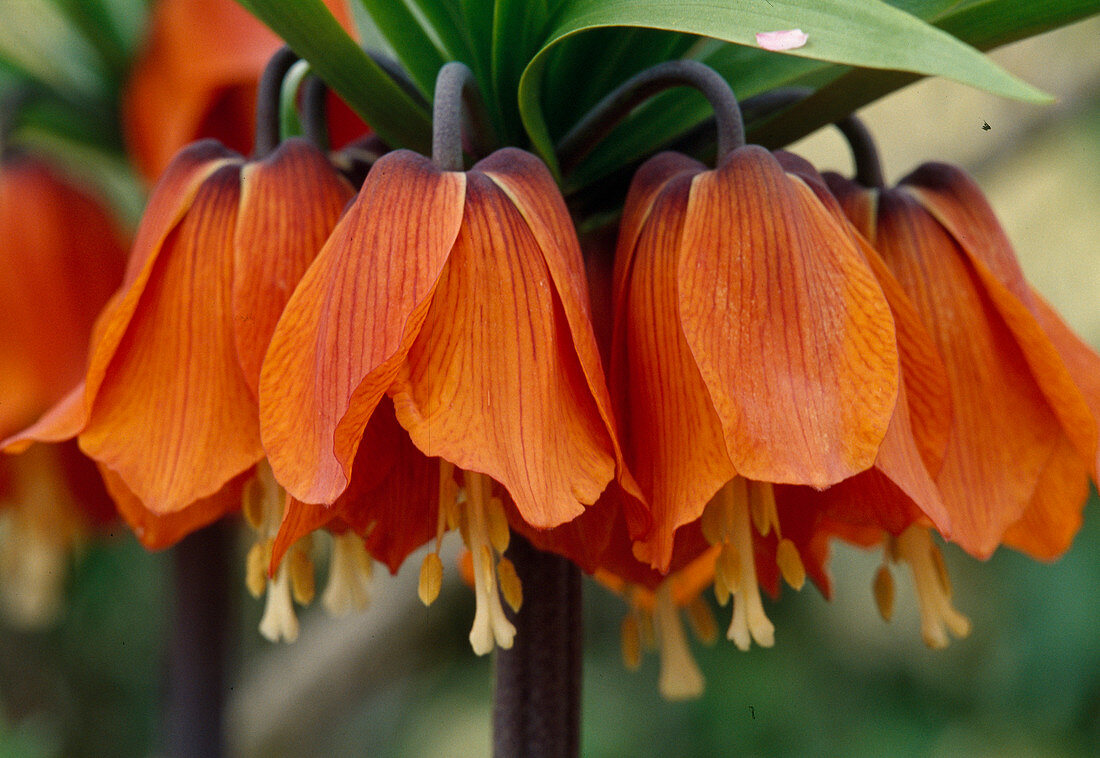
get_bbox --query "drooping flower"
[605,144,899,653]
[0,154,126,625]
[2,139,354,561]
[259,147,645,653]
[123,0,357,180]
[826,163,1100,560]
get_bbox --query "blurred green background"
[2,15,1099,758]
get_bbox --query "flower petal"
[874,189,1063,558]
[390,168,615,529]
[1002,435,1089,560]
[613,168,736,571]
[233,138,354,397]
[79,163,262,513]
[99,463,248,550]
[260,151,464,504]
[478,148,648,536]
[678,146,898,487]
[904,166,1099,475]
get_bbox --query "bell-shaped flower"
[3,138,354,556]
[826,163,1100,560]
[259,147,644,653]
[0,154,126,625]
[611,146,900,576]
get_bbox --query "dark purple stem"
[493,534,583,758]
[165,521,233,758]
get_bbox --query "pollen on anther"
[418,552,444,606]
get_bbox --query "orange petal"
[678,146,898,486]
[100,463,247,550]
[2,143,236,452]
[233,138,354,397]
[904,167,1099,476]
[793,165,952,476]
[874,189,1063,558]
[478,148,648,536]
[260,151,464,505]
[1002,435,1089,560]
[612,167,735,571]
[1028,289,1100,479]
[123,0,354,179]
[0,158,126,432]
[390,166,615,529]
[80,163,263,513]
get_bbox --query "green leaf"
[358,0,449,96]
[491,0,552,142]
[748,0,1100,150]
[234,0,431,153]
[0,0,108,96]
[518,0,1048,174]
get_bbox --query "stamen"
[621,613,643,670]
[242,461,313,642]
[654,584,705,700]
[496,556,523,613]
[776,538,806,590]
[258,562,300,643]
[894,525,971,648]
[0,446,82,627]
[873,563,895,622]
[322,532,373,615]
[702,478,775,650]
[685,596,718,645]
[418,551,444,606]
[463,471,517,655]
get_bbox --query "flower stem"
[493,534,582,758]
[834,114,887,189]
[556,60,744,175]
[432,61,495,171]
[165,521,233,758]
[254,46,299,159]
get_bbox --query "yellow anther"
[418,552,444,606]
[685,596,718,645]
[245,541,269,598]
[289,546,315,606]
[241,476,265,531]
[496,556,523,613]
[748,480,779,538]
[776,538,806,590]
[621,614,643,670]
[873,564,895,622]
[487,496,511,554]
[716,543,741,596]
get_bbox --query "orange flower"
[123,0,357,180]
[3,139,353,554]
[0,154,126,624]
[259,147,643,653]
[826,163,1100,561]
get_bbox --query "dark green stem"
[254,46,300,159]
[835,114,887,189]
[300,75,330,152]
[432,61,495,171]
[556,60,744,175]
[493,534,582,758]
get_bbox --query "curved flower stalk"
[259,140,645,654]
[2,138,354,607]
[124,0,357,181]
[0,154,126,625]
[825,163,1100,561]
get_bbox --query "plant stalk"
[493,534,582,758]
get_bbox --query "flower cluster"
[3,6,1097,704]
